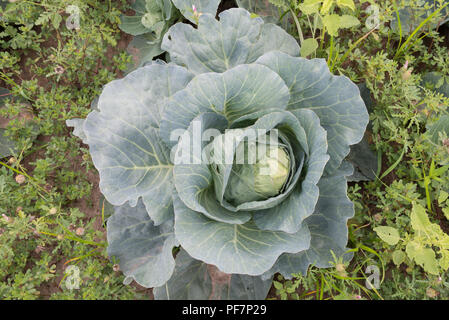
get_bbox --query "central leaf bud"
[253,146,290,198]
[215,136,291,207]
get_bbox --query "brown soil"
[69,148,103,234]
[218,0,237,15]
[6,7,135,298]
[32,28,134,297]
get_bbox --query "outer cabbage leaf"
[119,0,177,36]
[345,83,377,182]
[154,249,273,299]
[0,128,16,158]
[107,200,179,288]
[83,64,194,225]
[120,0,180,69]
[160,63,290,148]
[426,115,449,145]
[119,0,150,36]
[161,8,299,75]
[256,51,368,175]
[153,249,211,299]
[224,273,273,300]
[346,133,378,182]
[120,0,159,36]
[0,88,16,158]
[253,109,330,233]
[391,0,449,35]
[236,0,292,29]
[66,119,87,144]
[246,23,302,63]
[262,162,355,279]
[173,191,311,275]
[422,72,449,98]
[126,34,165,70]
[171,0,221,24]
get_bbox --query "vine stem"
[290,7,304,45]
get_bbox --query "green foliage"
[0,0,140,300]
[272,246,384,300]
[373,226,400,246]
[259,0,449,300]
[76,6,368,297]
[1,0,449,300]
[375,203,449,275]
[321,13,360,36]
[265,0,362,58]
[300,37,319,57]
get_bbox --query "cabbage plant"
[68,8,369,299]
[391,0,449,35]
[120,0,221,66]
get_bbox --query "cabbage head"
[69,8,369,300]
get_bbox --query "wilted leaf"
[107,200,179,288]
[322,14,360,37]
[373,226,400,246]
[392,250,406,266]
[438,191,449,205]
[173,190,311,275]
[153,249,273,299]
[410,203,432,232]
[83,63,194,225]
[300,38,319,57]
[336,0,356,11]
[66,119,87,144]
[406,241,439,275]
